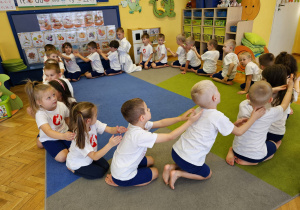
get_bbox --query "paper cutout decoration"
[101,40,110,51]
[106,25,116,39]
[83,11,94,27]
[94,11,104,26]
[37,48,46,63]
[25,48,39,64]
[66,29,77,43]
[62,12,75,29]
[241,0,260,20]
[55,30,67,44]
[76,28,87,42]
[51,13,63,29]
[18,33,33,49]
[149,0,176,18]
[96,26,106,40]
[17,0,34,8]
[37,14,52,31]
[119,0,142,14]
[87,27,97,41]
[74,12,84,28]
[44,31,56,45]
[31,32,44,47]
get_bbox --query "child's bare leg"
[163,164,178,185]
[211,77,233,85]
[36,138,44,149]
[235,158,258,166]
[275,140,282,148]
[171,62,181,68]
[226,147,235,166]
[144,64,150,70]
[105,174,118,186]
[145,156,154,167]
[85,72,93,79]
[197,73,213,77]
[180,66,185,71]
[135,167,158,186]
[55,149,68,162]
[151,62,157,69]
[169,169,212,190]
[263,154,274,162]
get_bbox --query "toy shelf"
[182,7,253,61]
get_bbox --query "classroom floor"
[0,56,299,209]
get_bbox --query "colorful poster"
[106,25,116,40]
[83,11,94,27]
[51,0,66,6]
[54,30,67,45]
[74,12,84,28]
[18,32,33,49]
[25,48,39,64]
[94,11,104,26]
[76,28,87,42]
[81,0,96,5]
[51,13,63,29]
[80,42,89,56]
[44,31,56,45]
[62,12,75,29]
[35,0,52,7]
[31,31,45,47]
[0,0,16,11]
[101,40,110,51]
[16,0,34,8]
[96,26,106,40]
[37,48,46,63]
[87,27,97,41]
[37,14,52,31]
[66,29,77,43]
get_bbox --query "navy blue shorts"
[154,62,168,66]
[172,149,211,178]
[182,64,201,70]
[197,69,210,74]
[172,60,183,67]
[105,68,122,75]
[65,71,81,80]
[240,81,254,90]
[139,61,152,68]
[90,71,105,78]
[212,71,233,81]
[42,140,71,158]
[233,141,277,163]
[112,156,152,186]
[266,132,284,142]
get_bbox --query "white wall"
[268,0,300,56]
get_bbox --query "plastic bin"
[205,0,219,8]
[193,27,201,33]
[185,32,192,37]
[192,19,202,25]
[204,11,214,17]
[196,0,205,8]
[203,34,212,42]
[184,11,192,17]
[0,95,12,119]
[184,18,191,24]
[204,19,213,26]
[194,11,202,17]
[215,27,225,36]
[184,26,192,32]
[216,36,224,44]
[203,27,213,35]
[193,33,201,40]
[215,20,226,27]
[230,26,237,32]
[217,10,227,17]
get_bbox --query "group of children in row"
[25,29,299,190]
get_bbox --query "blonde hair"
[24,80,53,114]
[176,34,186,43]
[191,80,217,107]
[70,102,96,149]
[158,33,165,40]
[46,49,58,57]
[225,39,236,50]
[186,36,195,45]
[248,81,272,107]
[116,27,124,33]
[240,51,259,66]
[44,59,60,74]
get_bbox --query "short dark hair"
[109,40,120,49]
[87,41,97,49]
[274,52,298,77]
[44,44,55,51]
[116,27,124,33]
[208,39,218,49]
[121,98,145,124]
[62,42,72,50]
[142,33,150,39]
[259,53,274,67]
[158,33,165,40]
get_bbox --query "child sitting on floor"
[152,33,168,69]
[163,80,265,190]
[167,34,186,68]
[74,41,105,79]
[105,98,202,187]
[116,27,142,73]
[192,39,219,76]
[238,52,261,94]
[226,78,294,166]
[180,36,201,74]
[97,40,122,76]
[43,49,65,82]
[211,39,238,85]
[138,34,153,70]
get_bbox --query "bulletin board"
[7,6,120,68]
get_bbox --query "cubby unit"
[182,7,253,61]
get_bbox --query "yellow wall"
[0,0,187,60]
[252,0,276,46]
[292,15,300,54]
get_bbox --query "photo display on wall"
[17,10,117,65]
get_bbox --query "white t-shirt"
[173,107,234,166]
[245,61,261,82]
[156,44,168,63]
[111,122,157,181]
[176,46,186,65]
[62,53,81,73]
[140,44,153,62]
[43,78,74,97]
[201,50,220,73]
[233,100,284,159]
[107,51,121,70]
[87,52,104,73]
[221,52,239,80]
[66,120,107,170]
[186,49,201,67]
[35,101,69,142]
[118,37,131,64]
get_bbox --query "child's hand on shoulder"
[108,135,122,147]
[287,74,294,89]
[97,49,102,54]
[73,51,79,57]
[166,48,171,52]
[187,109,203,123]
[191,46,196,52]
[251,107,266,120]
[180,108,195,121]
[234,118,248,127]
[116,126,127,134]
[64,131,76,141]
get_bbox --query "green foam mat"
[157,73,300,196]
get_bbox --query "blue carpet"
[46,73,195,197]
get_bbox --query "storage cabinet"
[183,7,253,61]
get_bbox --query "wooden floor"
[0,58,299,209]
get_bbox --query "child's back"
[201,50,219,74]
[222,52,239,80]
[245,61,260,81]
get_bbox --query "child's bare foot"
[235,158,258,165]
[226,147,235,166]
[290,108,293,115]
[163,164,177,185]
[169,170,180,190]
[226,81,233,85]
[105,174,118,187]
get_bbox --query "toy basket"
[203,34,212,42]
[184,26,192,32]
[215,35,224,44]
[204,19,213,26]
[204,11,214,17]
[215,20,226,27]
[230,26,237,32]
[192,19,202,25]
[194,11,202,17]
[184,18,191,24]
[215,27,225,36]
[185,32,192,37]
[217,10,227,17]
[193,27,201,33]
[203,27,213,35]
[0,95,12,119]
[193,33,201,40]
[184,11,192,17]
